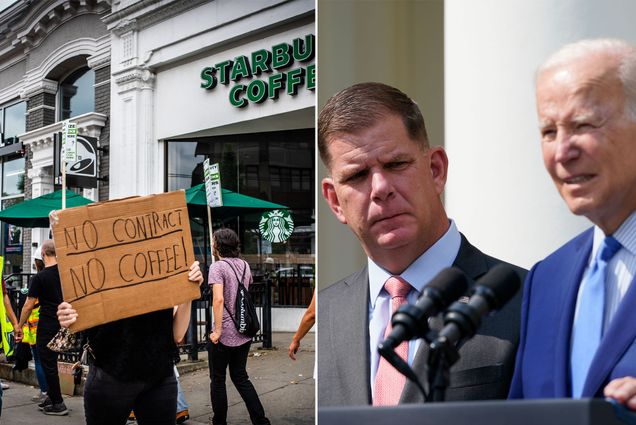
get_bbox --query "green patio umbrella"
[0,189,93,228]
[184,183,287,219]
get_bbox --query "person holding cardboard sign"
[56,260,203,425]
[17,240,67,415]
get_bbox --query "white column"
[444,0,636,269]
[29,166,54,272]
[109,18,160,199]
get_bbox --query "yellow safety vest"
[22,302,40,346]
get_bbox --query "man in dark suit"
[509,39,636,409]
[318,82,525,406]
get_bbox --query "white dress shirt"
[368,219,461,397]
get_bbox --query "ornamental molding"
[20,36,110,98]
[113,65,155,93]
[19,112,108,151]
[104,0,208,32]
[2,1,112,57]
[20,78,58,98]
[111,18,137,36]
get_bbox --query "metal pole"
[188,300,198,361]
[62,158,66,210]
[263,277,272,348]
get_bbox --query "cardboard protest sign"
[51,190,200,332]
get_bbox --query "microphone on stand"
[426,264,521,402]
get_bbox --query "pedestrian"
[16,239,66,415]
[288,290,315,362]
[208,228,270,425]
[175,365,190,423]
[57,260,203,425]
[16,248,48,402]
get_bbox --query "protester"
[288,290,315,361]
[318,82,526,406]
[57,259,202,425]
[15,248,48,402]
[1,275,19,394]
[29,248,48,402]
[509,39,636,407]
[175,365,190,423]
[16,240,65,415]
[208,228,270,425]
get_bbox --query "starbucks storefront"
[160,31,315,333]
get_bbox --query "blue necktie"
[570,235,622,398]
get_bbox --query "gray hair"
[537,38,636,121]
[41,239,56,258]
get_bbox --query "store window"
[59,67,95,119]
[0,99,26,274]
[0,155,25,274]
[2,101,26,145]
[166,129,315,307]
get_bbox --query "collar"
[368,219,462,308]
[592,210,636,260]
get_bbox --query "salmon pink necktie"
[373,276,411,406]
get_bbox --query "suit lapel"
[333,266,372,404]
[400,234,488,403]
[553,230,593,397]
[584,272,636,396]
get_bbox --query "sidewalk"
[0,332,315,424]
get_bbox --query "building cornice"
[104,0,208,32]
[20,112,108,147]
[20,78,58,98]
[113,65,155,93]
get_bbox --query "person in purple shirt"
[208,228,270,425]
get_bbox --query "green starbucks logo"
[259,210,294,243]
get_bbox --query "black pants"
[208,341,270,425]
[84,366,177,425]
[36,328,63,404]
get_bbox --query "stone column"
[28,166,53,272]
[109,19,160,198]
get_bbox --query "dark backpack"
[220,259,260,338]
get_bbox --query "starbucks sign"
[200,34,315,108]
[259,210,294,243]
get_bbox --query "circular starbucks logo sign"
[259,210,294,243]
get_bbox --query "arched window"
[59,67,95,120]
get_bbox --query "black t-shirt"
[87,308,176,382]
[27,264,62,335]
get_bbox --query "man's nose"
[370,170,394,201]
[554,130,580,163]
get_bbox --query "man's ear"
[322,177,348,225]
[428,146,449,195]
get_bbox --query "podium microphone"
[380,267,470,351]
[435,264,521,347]
[426,264,521,402]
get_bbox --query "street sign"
[204,159,223,207]
[61,120,78,162]
[54,134,98,188]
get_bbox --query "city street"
[1,332,315,424]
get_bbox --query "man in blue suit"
[509,38,636,409]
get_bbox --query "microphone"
[379,267,469,351]
[433,264,521,349]
[426,264,521,402]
